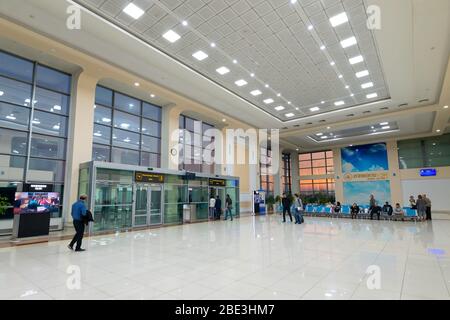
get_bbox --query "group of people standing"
[409,194,432,220]
[281,193,305,224]
[209,194,233,221]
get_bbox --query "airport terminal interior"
[0,0,449,300]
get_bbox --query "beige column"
[161,104,181,170]
[291,151,300,194]
[333,147,344,202]
[387,140,402,205]
[63,71,99,225]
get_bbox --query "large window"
[179,115,215,174]
[282,153,292,194]
[298,151,335,196]
[0,51,71,211]
[0,53,71,183]
[260,147,274,195]
[398,134,450,169]
[92,86,162,167]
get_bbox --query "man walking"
[68,195,88,252]
[224,194,233,221]
[281,193,293,223]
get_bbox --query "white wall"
[401,179,450,211]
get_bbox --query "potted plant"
[0,196,11,216]
[275,195,282,213]
[266,195,275,214]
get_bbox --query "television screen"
[14,192,60,215]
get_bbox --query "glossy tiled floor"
[1,215,450,300]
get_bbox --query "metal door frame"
[132,183,164,227]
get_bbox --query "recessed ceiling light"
[310,107,320,112]
[285,113,295,118]
[250,90,262,96]
[123,3,145,20]
[264,98,274,104]
[275,106,285,111]
[316,133,323,136]
[327,126,331,129]
[444,105,449,109]
[53,105,61,110]
[192,50,208,61]
[350,93,355,97]
[341,36,357,48]
[335,101,345,106]
[291,0,297,4]
[265,84,269,88]
[330,61,335,66]
[250,73,255,77]
[380,122,389,126]
[338,75,343,79]
[308,25,314,30]
[0,91,4,96]
[233,59,238,64]
[345,85,350,89]
[295,107,299,110]
[235,79,248,87]
[150,94,156,98]
[222,118,227,122]
[361,82,374,89]
[349,55,364,65]
[382,126,390,130]
[288,101,292,105]
[356,70,369,78]
[437,129,441,132]
[162,30,181,43]
[277,93,281,97]
[330,12,349,27]
[134,82,140,87]
[366,93,378,99]
[182,20,188,26]
[210,42,216,47]
[216,66,230,75]
[320,45,326,50]
[321,101,325,104]
[321,136,328,139]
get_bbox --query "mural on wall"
[343,181,391,206]
[341,143,389,173]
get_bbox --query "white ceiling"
[0,0,448,150]
[74,0,390,121]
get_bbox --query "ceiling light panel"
[78,0,391,122]
[192,51,208,61]
[162,30,181,43]
[123,3,144,20]
[235,79,248,87]
[356,70,370,78]
[250,90,262,96]
[330,12,349,27]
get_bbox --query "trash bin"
[183,204,191,223]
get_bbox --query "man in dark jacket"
[281,193,293,223]
[68,195,88,252]
[382,202,393,216]
[214,195,222,220]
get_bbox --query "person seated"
[382,202,393,216]
[393,203,404,220]
[351,203,359,219]
[370,205,381,220]
[334,202,342,213]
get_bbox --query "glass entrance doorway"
[210,187,225,218]
[134,184,163,227]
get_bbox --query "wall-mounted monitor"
[420,168,437,177]
[14,192,60,215]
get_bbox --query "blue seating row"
[300,205,419,221]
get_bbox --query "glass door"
[134,184,149,227]
[149,185,162,225]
